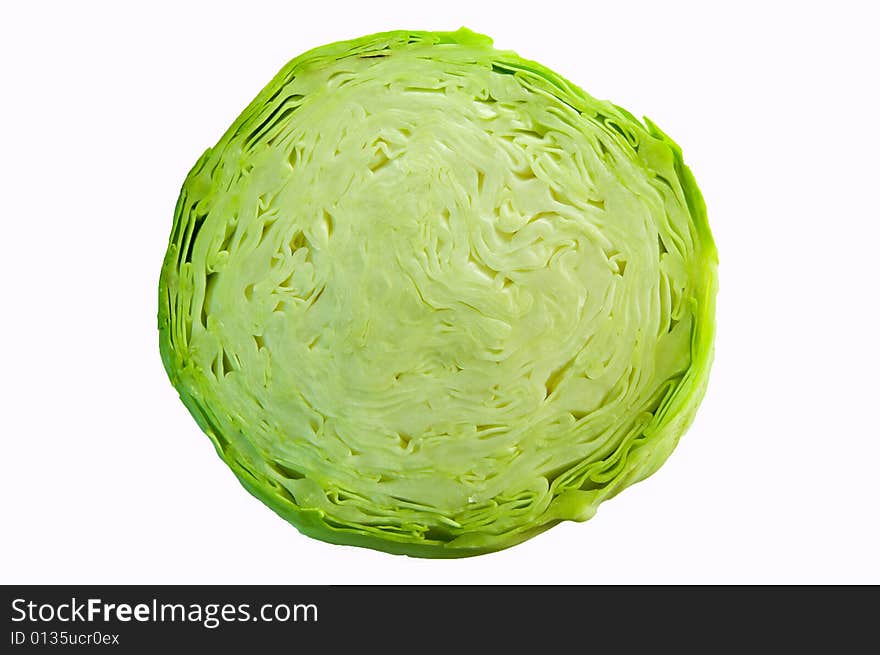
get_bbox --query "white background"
[2,1,878,584]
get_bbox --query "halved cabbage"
[159,28,717,557]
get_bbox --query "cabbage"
[158,28,717,557]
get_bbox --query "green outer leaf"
[158,28,718,557]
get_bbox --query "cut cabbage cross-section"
[158,28,718,557]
